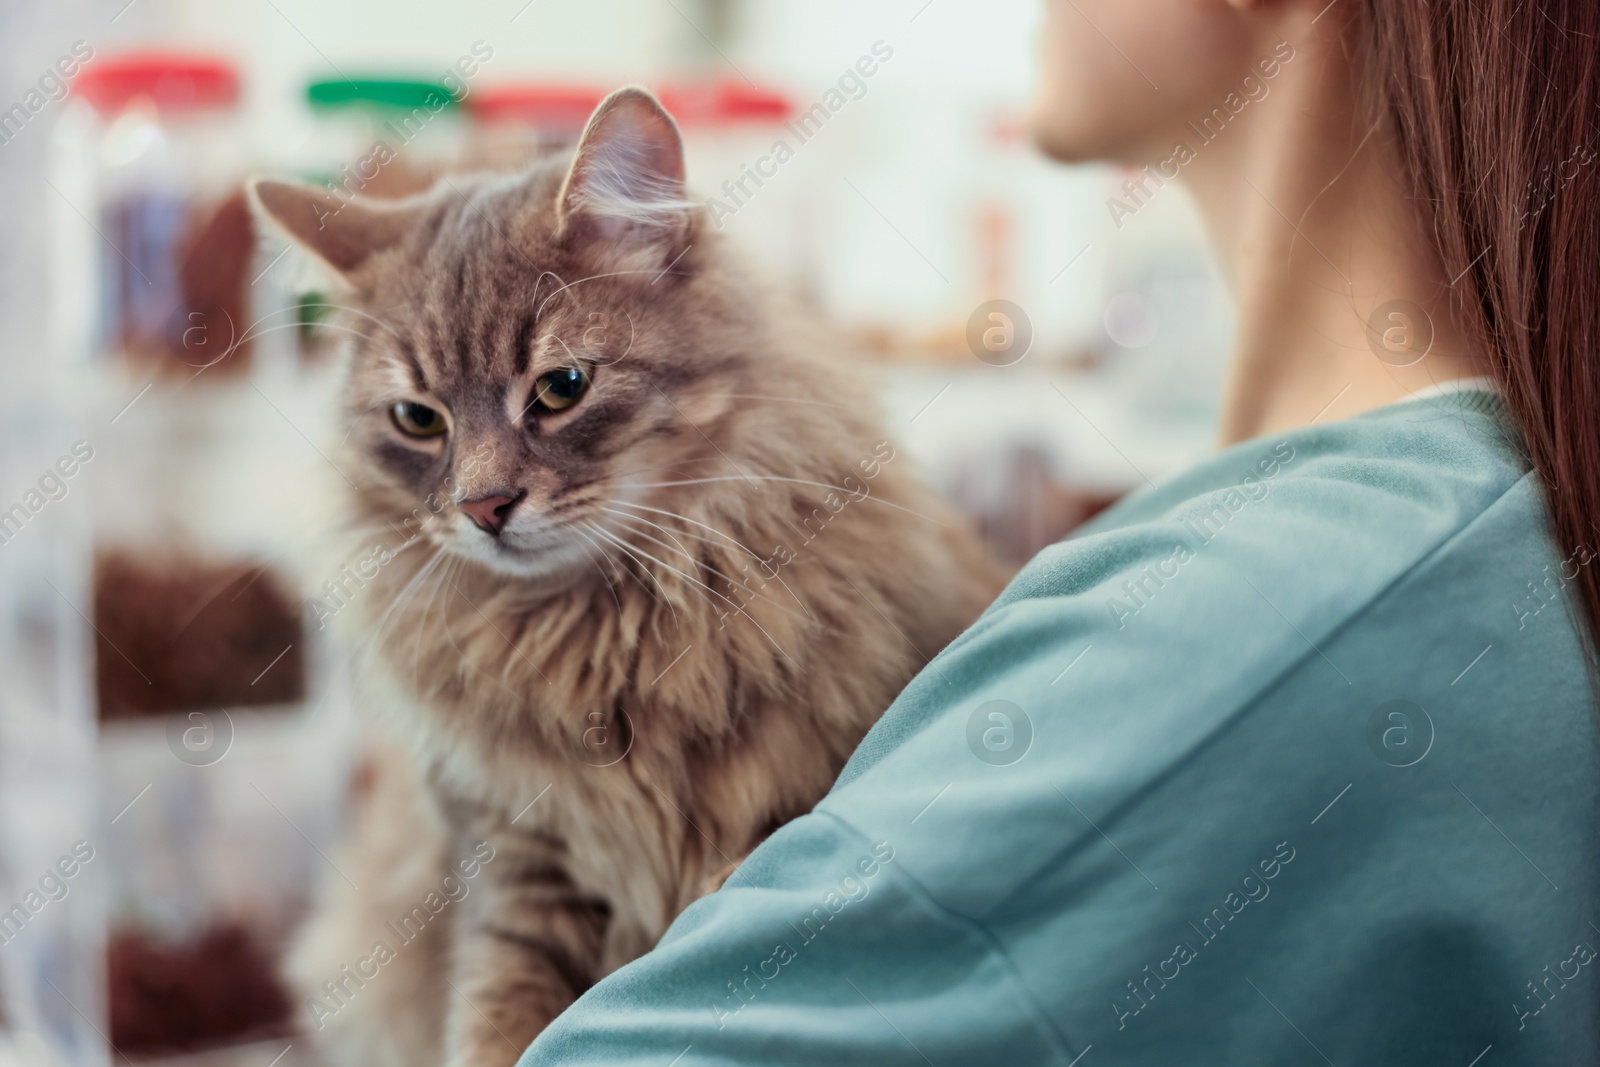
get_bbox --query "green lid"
[306,78,458,110]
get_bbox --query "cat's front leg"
[443,831,611,1067]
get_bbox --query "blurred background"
[0,0,1232,1063]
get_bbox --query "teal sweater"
[523,389,1600,1065]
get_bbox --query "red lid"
[465,85,608,132]
[658,80,793,126]
[466,79,793,131]
[75,53,240,115]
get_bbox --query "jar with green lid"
[285,77,468,358]
[298,76,466,201]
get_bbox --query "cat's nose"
[460,492,523,535]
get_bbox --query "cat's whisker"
[711,394,848,409]
[382,529,432,561]
[603,499,812,618]
[634,521,812,621]
[242,321,395,355]
[436,570,525,704]
[592,523,801,667]
[297,301,408,343]
[365,546,446,659]
[535,267,687,320]
[530,269,565,314]
[598,508,694,563]
[628,476,949,528]
[621,538,801,669]
[598,306,636,366]
[605,500,770,565]
[610,531,806,630]
[601,512,728,594]
[439,579,474,683]
[369,550,440,646]
[167,304,359,377]
[414,551,459,691]
[225,298,401,356]
[585,521,691,626]
[590,522,719,623]
[603,506,732,558]
[418,565,457,707]
[338,516,429,556]
[600,510,811,627]
[570,526,625,616]
[582,522,680,628]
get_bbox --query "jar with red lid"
[664,78,813,291]
[461,83,607,169]
[62,53,256,376]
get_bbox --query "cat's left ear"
[556,86,693,274]
[247,178,428,288]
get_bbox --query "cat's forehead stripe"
[396,337,427,393]
[512,315,536,378]
[373,168,711,410]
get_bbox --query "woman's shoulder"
[1013,388,1529,606]
[810,390,1595,1061]
[825,387,1583,910]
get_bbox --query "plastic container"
[462,83,607,170]
[299,77,465,197]
[661,79,809,287]
[71,53,254,377]
[283,78,467,360]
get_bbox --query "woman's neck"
[1180,15,1487,445]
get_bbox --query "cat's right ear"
[247,179,425,285]
[555,87,693,273]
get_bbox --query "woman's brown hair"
[1361,1,1600,647]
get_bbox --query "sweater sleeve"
[519,809,1077,1066]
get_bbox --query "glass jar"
[71,54,253,378]
[462,83,606,171]
[299,77,465,197]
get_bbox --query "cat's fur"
[251,87,1003,1067]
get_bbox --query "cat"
[249,86,1004,1067]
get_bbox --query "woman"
[522,0,1600,1062]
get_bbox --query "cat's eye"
[392,401,448,438]
[530,367,590,413]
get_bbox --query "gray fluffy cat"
[250,86,1002,1067]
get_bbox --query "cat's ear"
[556,86,693,272]
[247,179,426,285]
